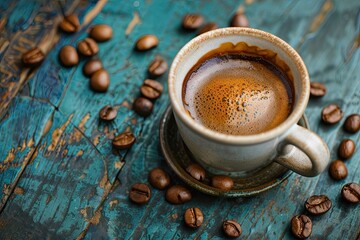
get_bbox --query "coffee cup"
[168,28,330,177]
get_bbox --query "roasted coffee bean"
[343,114,360,133]
[59,45,79,67]
[310,82,326,97]
[148,57,168,77]
[211,175,234,190]
[304,195,332,215]
[59,14,80,33]
[77,38,99,56]
[329,160,348,180]
[83,59,103,76]
[230,13,249,27]
[135,34,158,51]
[341,182,360,203]
[186,163,206,181]
[89,24,113,42]
[291,215,312,239]
[338,139,355,160]
[90,69,110,92]
[129,183,151,204]
[140,79,163,100]
[148,167,171,190]
[184,208,204,228]
[165,185,192,204]
[321,104,343,124]
[112,131,136,149]
[182,14,204,30]
[22,48,45,67]
[222,220,242,238]
[198,22,218,35]
[133,97,153,117]
[99,105,117,121]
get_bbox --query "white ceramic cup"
[168,28,330,177]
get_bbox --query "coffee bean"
[89,24,113,42]
[99,105,117,121]
[140,79,163,100]
[222,220,242,238]
[304,195,332,215]
[83,59,103,76]
[59,14,80,33]
[182,14,204,30]
[77,38,99,56]
[211,175,234,190]
[230,13,249,27]
[321,104,343,124]
[22,48,45,67]
[135,34,158,51]
[198,22,218,35]
[310,82,326,97]
[90,69,110,92]
[59,45,79,67]
[341,182,360,203]
[112,131,136,149]
[291,215,312,239]
[165,185,192,204]
[343,114,360,133]
[338,139,355,160]
[148,167,171,190]
[148,57,168,77]
[186,163,205,181]
[129,183,151,204]
[184,208,204,228]
[329,160,348,180]
[133,97,153,117]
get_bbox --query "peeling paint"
[125,12,141,36]
[109,199,119,210]
[69,113,90,143]
[82,0,108,27]
[93,135,100,146]
[47,114,73,152]
[114,161,123,169]
[14,187,24,195]
[309,0,333,33]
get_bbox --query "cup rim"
[168,27,309,145]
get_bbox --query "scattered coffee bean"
[186,163,206,181]
[211,175,234,190]
[148,167,171,190]
[99,105,117,121]
[321,104,343,124]
[291,215,312,239]
[90,69,110,92]
[133,97,154,117]
[112,131,136,149]
[198,22,218,35]
[59,45,79,67]
[77,38,99,56]
[129,183,151,204]
[338,139,355,160]
[140,79,163,100]
[165,185,192,204]
[184,207,204,228]
[182,14,204,30]
[135,34,159,51]
[83,59,103,76]
[310,82,326,97]
[89,24,113,42]
[341,182,360,203]
[343,114,360,133]
[222,220,242,238]
[304,195,332,215]
[148,57,168,77]
[230,13,249,27]
[59,14,80,33]
[329,160,348,180]
[22,48,45,67]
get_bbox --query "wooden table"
[0,0,359,239]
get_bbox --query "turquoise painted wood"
[0,0,359,239]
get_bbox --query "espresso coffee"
[183,44,294,135]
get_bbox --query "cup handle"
[274,124,330,177]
